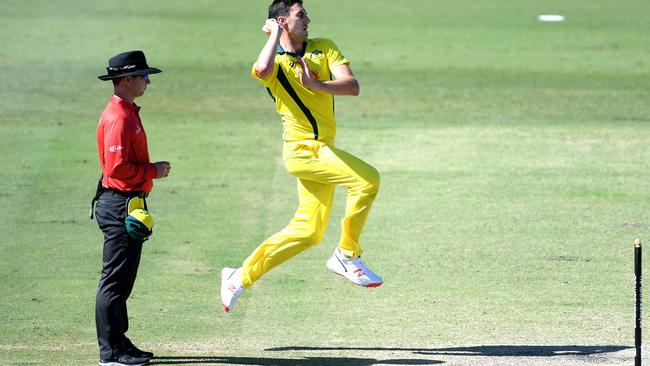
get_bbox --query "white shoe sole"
[326,257,383,288]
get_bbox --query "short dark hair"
[268,0,303,19]
[111,77,124,87]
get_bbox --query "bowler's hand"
[262,18,282,36]
[296,57,319,90]
[154,161,171,179]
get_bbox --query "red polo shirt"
[97,95,157,193]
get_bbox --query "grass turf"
[1,0,649,364]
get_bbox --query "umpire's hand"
[154,161,171,179]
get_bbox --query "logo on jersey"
[310,49,323,60]
[109,145,124,152]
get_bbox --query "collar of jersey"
[276,41,308,57]
[111,95,140,112]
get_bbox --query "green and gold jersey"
[252,38,349,142]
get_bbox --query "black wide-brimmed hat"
[97,50,162,81]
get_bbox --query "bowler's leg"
[241,178,335,288]
[329,147,380,258]
[295,145,380,257]
[301,145,382,286]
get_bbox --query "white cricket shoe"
[220,267,244,312]
[326,248,383,287]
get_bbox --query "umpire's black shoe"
[99,354,150,366]
[125,344,154,360]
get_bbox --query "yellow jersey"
[252,38,349,142]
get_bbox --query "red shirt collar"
[110,95,141,112]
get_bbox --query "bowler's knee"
[302,231,324,247]
[362,166,381,195]
[285,221,325,247]
[289,228,324,248]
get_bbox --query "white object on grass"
[538,15,565,22]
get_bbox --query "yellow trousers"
[241,140,380,288]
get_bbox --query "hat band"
[107,64,149,75]
[109,64,137,71]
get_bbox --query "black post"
[636,239,642,366]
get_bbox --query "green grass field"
[2,0,650,364]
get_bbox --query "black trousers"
[94,190,145,360]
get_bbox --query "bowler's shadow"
[150,356,440,365]
[149,344,630,365]
[267,344,631,357]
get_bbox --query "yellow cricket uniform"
[242,38,380,288]
[253,38,347,142]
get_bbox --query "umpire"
[92,50,171,366]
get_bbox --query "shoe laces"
[351,257,371,274]
[339,251,371,276]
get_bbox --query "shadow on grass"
[266,345,631,357]
[150,356,441,365]
[148,345,630,365]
